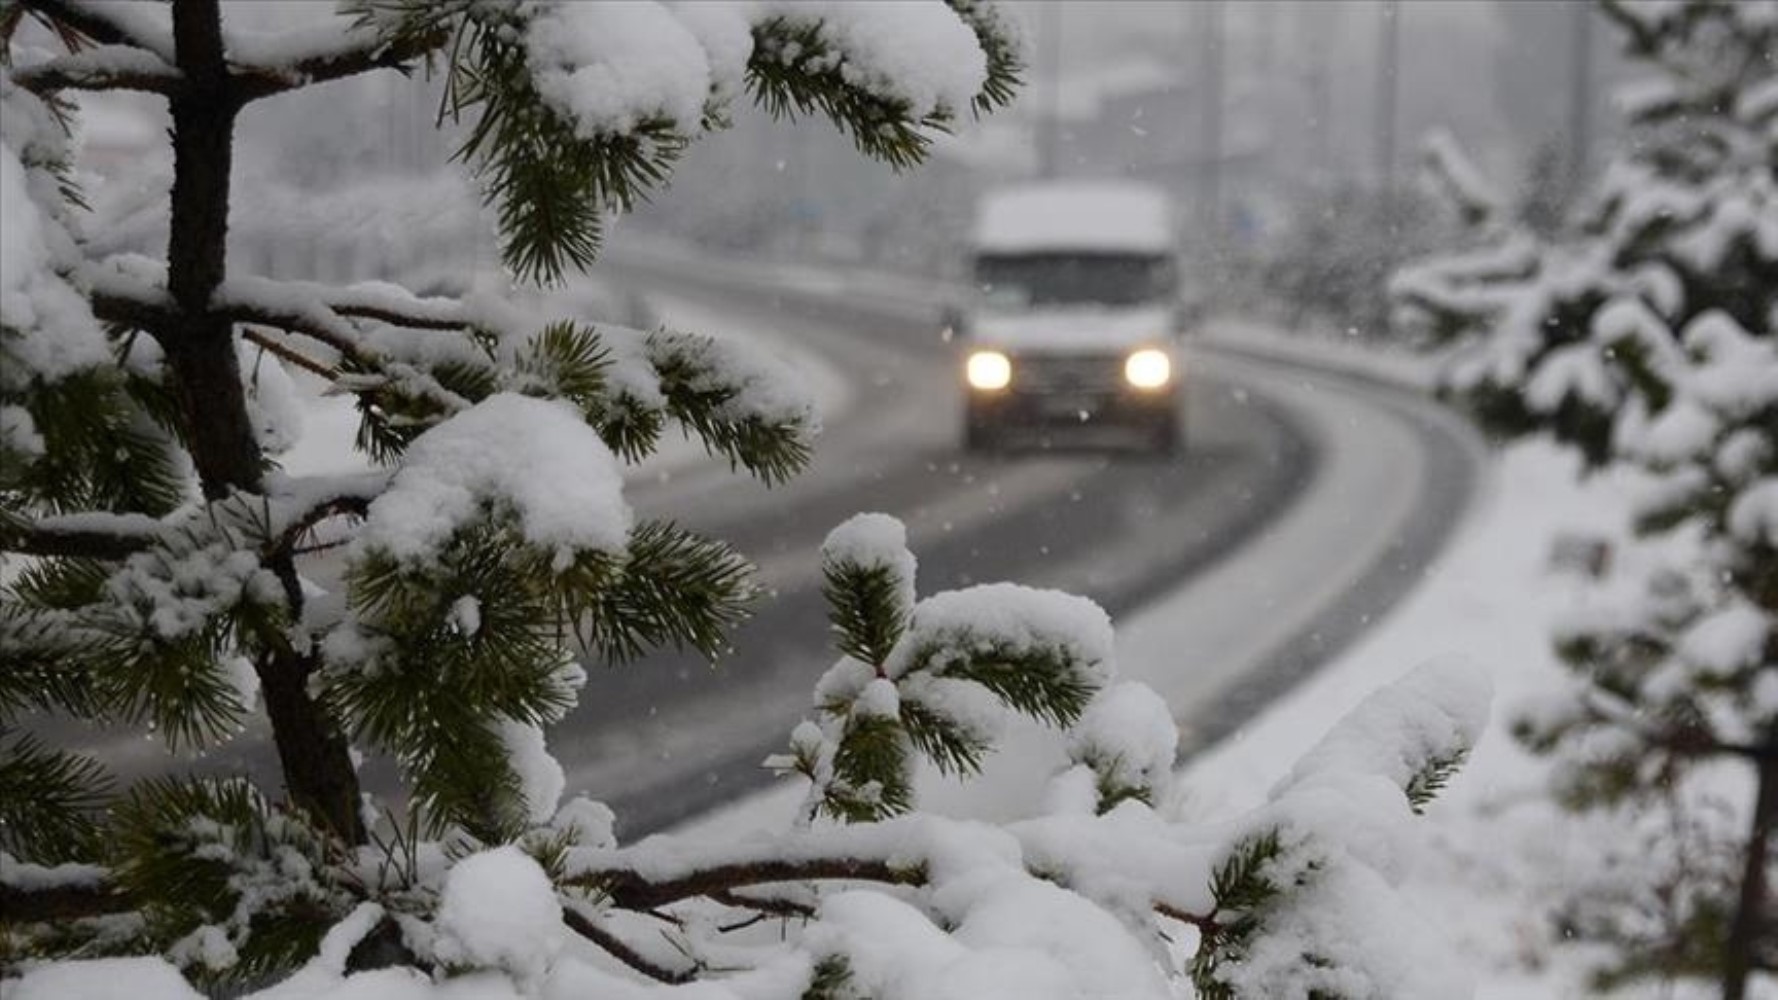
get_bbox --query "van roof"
[972,181,1174,255]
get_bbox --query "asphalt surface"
[558,261,1319,834]
[38,256,1483,841]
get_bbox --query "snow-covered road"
[544,250,1485,834]
[44,250,1484,841]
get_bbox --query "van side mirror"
[1172,296,1204,337]
[940,303,968,343]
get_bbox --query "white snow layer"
[0,141,109,386]
[9,956,205,1000]
[1280,657,1491,803]
[523,1,988,139]
[355,393,632,566]
[972,181,1175,254]
[1066,681,1178,797]
[496,718,567,825]
[526,2,715,136]
[434,846,564,984]
[888,582,1116,683]
[823,511,919,615]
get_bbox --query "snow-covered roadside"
[1176,438,1763,1000]
[676,322,1473,830]
[665,314,1749,997]
[672,438,1701,999]
[1198,316,1438,391]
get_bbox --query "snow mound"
[434,846,563,982]
[1280,656,1491,800]
[356,393,631,566]
[8,956,205,1000]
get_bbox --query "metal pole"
[1303,0,1333,189]
[1566,1,1594,190]
[1200,0,1224,231]
[1375,0,1400,193]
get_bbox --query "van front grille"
[1013,354,1124,392]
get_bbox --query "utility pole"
[1302,0,1333,190]
[1566,0,1595,190]
[1199,0,1225,232]
[1036,1,1063,178]
[1374,0,1400,193]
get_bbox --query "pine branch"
[822,559,909,668]
[561,905,694,985]
[822,712,914,822]
[1189,828,1294,1000]
[910,635,1100,730]
[1405,748,1469,814]
[0,512,160,559]
[573,855,924,912]
[241,326,338,380]
[1597,0,1667,58]
[8,366,190,516]
[745,15,943,171]
[0,733,112,863]
[17,0,174,58]
[564,519,755,664]
[647,330,815,485]
[230,24,451,104]
[898,697,989,777]
[943,0,1025,116]
[426,6,686,284]
[12,45,183,96]
[0,879,128,923]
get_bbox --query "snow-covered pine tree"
[5,2,1487,997]
[1391,2,1777,996]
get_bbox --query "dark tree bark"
[1724,733,1778,1000]
[164,0,364,843]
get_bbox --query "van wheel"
[964,418,1000,453]
[1150,415,1183,456]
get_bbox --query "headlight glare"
[966,350,1012,390]
[1124,348,1171,389]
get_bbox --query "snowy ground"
[669,322,1762,998]
[164,237,1764,995]
[1177,439,1708,999]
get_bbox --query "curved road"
[51,253,1484,841]
[555,253,1483,834]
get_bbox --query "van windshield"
[975,252,1175,310]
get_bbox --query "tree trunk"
[166,0,365,843]
[1723,735,1778,1000]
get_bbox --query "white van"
[953,181,1188,453]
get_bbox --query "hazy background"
[67,1,1632,328]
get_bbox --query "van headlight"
[966,350,1012,390]
[1124,348,1171,389]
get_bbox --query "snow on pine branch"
[9,43,183,97]
[784,514,1119,821]
[352,393,631,568]
[5,521,1495,1000]
[1190,659,1491,999]
[0,88,109,390]
[1418,128,1503,229]
[74,262,820,484]
[345,0,1019,281]
[1391,8,1775,988]
[524,1,994,141]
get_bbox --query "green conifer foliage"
[1391,4,1777,994]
